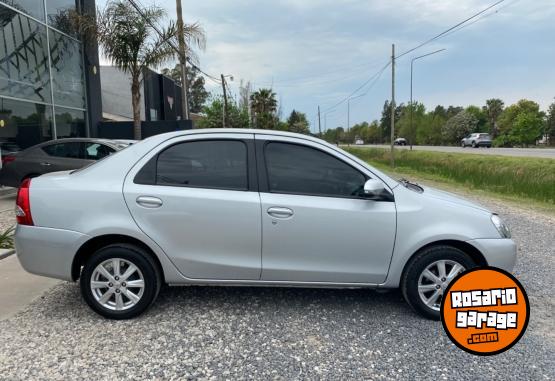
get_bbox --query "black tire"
[401,245,476,320]
[461,142,465,148]
[471,141,477,148]
[80,243,162,319]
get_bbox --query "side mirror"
[363,179,386,196]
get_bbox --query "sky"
[97,0,555,133]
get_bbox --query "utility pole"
[221,74,228,128]
[318,106,322,136]
[390,43,395,167]
[175,0,190,120]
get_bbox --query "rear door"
[123,133,262,280]
[36,141,88,172]
[256,135,396,284]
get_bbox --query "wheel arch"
[72,234,164,282]
[400,239,487,281]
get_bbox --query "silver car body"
[15,129,516,288]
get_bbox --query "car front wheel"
[80,244,162,319]
[401,245,476,320]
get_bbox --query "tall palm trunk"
[131,75,142,140]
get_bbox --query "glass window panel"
[156,140,248,190]
[0,0,45,21]
[46,0,78,35]
[49,29,85,109]
[0,5,52,103]
[0,98,53,150]
[54,107,86,138]
[264,142,367,198]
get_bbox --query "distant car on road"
[461,133,492,148]
[354,139,364,145]
[394,138,407,146]
[0,138,132,188]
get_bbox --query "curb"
[0,249,15,261]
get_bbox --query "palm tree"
[250,89,277,114]
[76,1,206,139]
[483,99,504,138]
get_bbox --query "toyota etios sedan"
[15,129,516,320]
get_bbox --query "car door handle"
[136,196,163,208]
[267,207,294,219]
[40,162,52,166]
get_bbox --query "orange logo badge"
[440,267,529,356]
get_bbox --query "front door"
[124,135,262,280]
[257,137,396,284]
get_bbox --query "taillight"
[2,155,16,165]
[15,178,34,226]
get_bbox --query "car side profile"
[0,138,132,188]
[461,133,492,148]
[14,129,516,320]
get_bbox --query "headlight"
[491,214,511,238]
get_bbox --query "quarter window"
[264,142,367,198]
[155,140,248,190]
[83,143,114,160]
[42,142,81,158]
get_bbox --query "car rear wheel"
[80,244,161,319]
[401,245,476,320]
[471,141,477,148]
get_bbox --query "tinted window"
[84,143,114,160]
[156,140,248,190]
[264,142,366,198]
[42,142,81,158]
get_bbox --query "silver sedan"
[14,129,516,320]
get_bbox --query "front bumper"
[467,238,517,272]
[15,225,90,281]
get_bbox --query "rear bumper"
[467,238,517,272]
[15,225,90,281]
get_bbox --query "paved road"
[0,193,553,379]
[355,144,555,159]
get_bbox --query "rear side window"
[84,143,115,160]
[264,142,367,198]
[42,142,81,159]
[141,140,248,190]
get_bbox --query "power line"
[395,0,506,59]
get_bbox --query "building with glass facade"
[0,0,101,152]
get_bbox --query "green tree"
[465,105,487,132]
[286,110,310,134]
[379,101,404,143]
[250,89,278,129]
[161,64,209,113]
[482,98,504,137]
[442,110,478,144]
[546,99,555,146]
[76,1,206,139]
[196,97,249,129]
[497,99,544,146]
[398,102,425,146]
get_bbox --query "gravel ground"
[0,194,553,380]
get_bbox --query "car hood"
[419,185,490,212]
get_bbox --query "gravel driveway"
[0,194,553,380]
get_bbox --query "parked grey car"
[14,129,516,320]
[0,138,132,188]
[461,133,492,148]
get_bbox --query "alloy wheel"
[90,258,145,311]
[417,260,465,311]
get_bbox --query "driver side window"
[264,142,367,198]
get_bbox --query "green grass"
[345,147,555,206]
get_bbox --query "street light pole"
[410,48,446,150]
